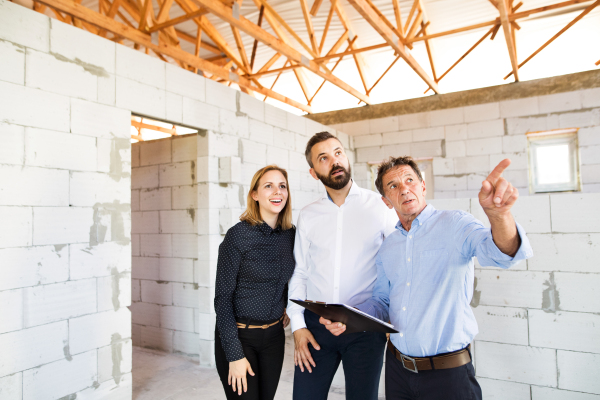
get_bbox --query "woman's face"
[251,170,289,220]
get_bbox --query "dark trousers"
[385,347,482,400]
[293,310,387,400]
[215,322,285,400]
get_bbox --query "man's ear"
[421,179,426,196]
[381,196,394,210]
[251,190,258,202]
[309,168,319,181]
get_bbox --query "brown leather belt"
[387,340,471,373]
[236,316,283,329]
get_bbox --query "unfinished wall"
[428,193,600,400]
[130,118,352,366]
[130,135,200,357]
[0,1,132,398]
[323,80,600,198]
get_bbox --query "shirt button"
[335,286,338,289]
[402,307,406,311]
[400,333,404,337]
[407,282,410,286]
[409,235,412,239]
[407,258,410,262]
[338,227,341,231]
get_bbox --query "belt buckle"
[401,354,418,373]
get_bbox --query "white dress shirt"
[288,181,398,333]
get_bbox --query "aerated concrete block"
[159,161,196,187]
[0,373,22,400]
[140,234,172,257]
[25,127,97,171]
[476,342,557,387]
[0,40,24,86]
[97,272,131,312]
[265,103,287,129]
[0,0,50,52]
[273,127,295,150]
[33,207,93,245]
[0,81,70,132]
[140,325,173,352]
[538,92,582,114]
[239,92,264,122]
[551,193,600,233]
[22,350,97,400]
[166,92,182,123]
[472,305,529,345]
[174,330,200,355]
[132,257,159,280]
[475,270,550,309]
[554,272,600,313]
[0,288,23,334]
[532,386,600,400]
[166,63,205,102]
[500,97,539,118]
[205,79,236,112]
[131,211,159,234]
[249,119,274,145]
[182,97,218,131]
[172,185,197,210]
[22,279,97,328]
[25,48,97,101]
[172,233,198,258]
[172,135,198,162]
[116,76,165,120]
[454,155,489,174]
[467,137,502,156]
[266,146,289,169]
[97,338,132,384]
[529,309,600,353]
[140,187,171,211]
[412,127,445,142]
[159,258,194,283]
[477,378,530,400]
[0,321,67,377]
[240,139,267,165]
[557,351,600,395]
[69,308,131,354]
[430,107,464,127]
[527,233,600,272]
[160,210,196,234]
[467,119,504,139]
[116,44,165,89]
[0,165,68,207]
[70,242,130,280]
[160,305,195,332]
[464,103,500,123]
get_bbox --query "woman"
[214,165,296,400]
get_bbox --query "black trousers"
[385,347,482,400]
[292,310,387,400]
[215,322,285,400]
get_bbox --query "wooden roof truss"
[25,0,600,114]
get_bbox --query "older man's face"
[381,165,427,218]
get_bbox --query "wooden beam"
[596,59,600,66]
[199,0,371,103]
[411,0,594,43]
[364,0,405,42]
[257,53,281,73]
[132,118,178,135]
[309,0,323,16]
[346,0,439,93]
[256,0,319,60]
[425,24,497,93]
[405,0,418,35]
[319,0,336,54]
[194,24,203,73]
[35,0,312,113]
[300,0,319,54]
[405,9,422,45]
[309,38,355,103]
[250,64,304,78]
[231,25,250,69]
[504,0,600,79]
[176,29,221,53]
[263,60,289,101]
[315,41,388,62]
[392,0,403,33]
[367,54,400,95]
[138,0,153,31]
[148,8,208,32]
[498,0,519,80]
[250,5,264,70]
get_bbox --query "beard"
[315,164,352,190]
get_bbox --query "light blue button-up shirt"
[357,204,533,358]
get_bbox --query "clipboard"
[290,299,398,335]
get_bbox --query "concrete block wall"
[332,89,600,198]
[130,135,201,358]
[430,193,600,400]
[0,1,132,398]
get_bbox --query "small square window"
[527,128,580,194]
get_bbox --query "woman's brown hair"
[240,165,294,230]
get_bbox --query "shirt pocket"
[419,249,449,267]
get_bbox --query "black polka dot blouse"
[214,220,296,362]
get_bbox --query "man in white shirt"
[288,131,397,400]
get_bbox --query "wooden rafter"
[250,5,264,70]
[346,0,439,93]
[35,0,312,112]
[299,0,319,54]
[412,0,594,43]
[498,0,519,80]
[392,0,403,33]
[176,29,221,54]
[132,117,178,135]
[425,24,498,93]
[504,0,600,79]
[231,25,250,69]
[148,8,208,32]
[319,0,336,54]
[309,36,356,104]
[335,2,372,93]
[368,54,400,95]
[198,0,371,103]
[309,0,323,16]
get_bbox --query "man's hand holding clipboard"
[290,299,398,336]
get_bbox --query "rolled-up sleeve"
[454,211,533,268]
[214,229,245,362]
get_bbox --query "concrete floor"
[132,328,367,400]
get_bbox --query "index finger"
[486,159,511,185]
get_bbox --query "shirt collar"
[257,222,281,235]
[395,203,436,232]
[322,180,361,202]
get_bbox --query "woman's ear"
[251,190,258,202]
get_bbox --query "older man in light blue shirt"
[320,156,533,400]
